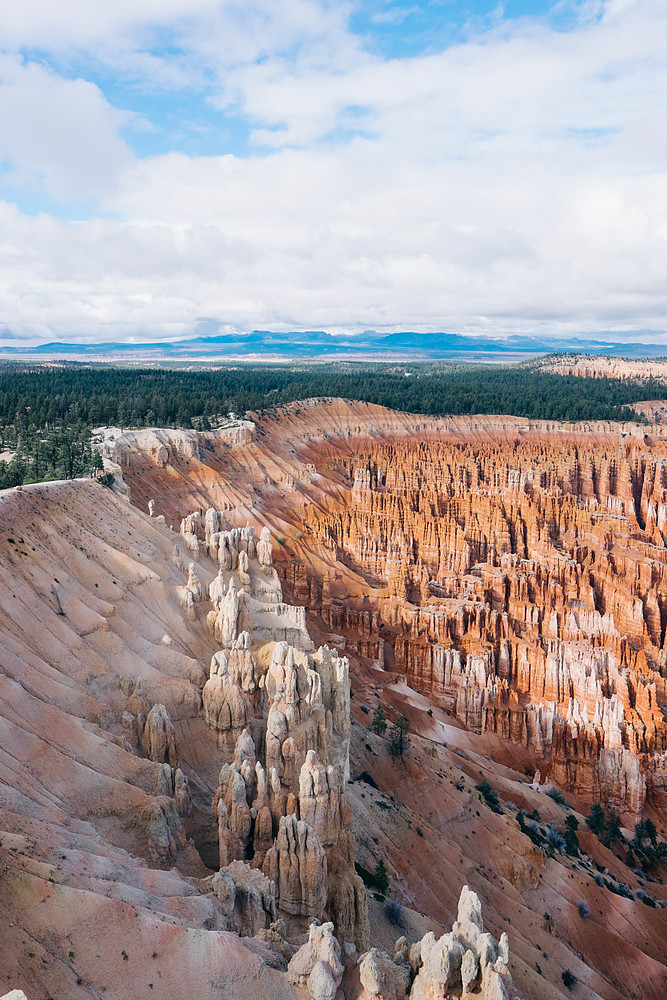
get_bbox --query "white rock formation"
[209,860,275,937]
[358,886,513,1000]
[186,562,203,601]
[288,921,344,1000]
[258,525,274,568]
[359,948,411,999]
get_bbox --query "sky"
[0,0,665,345]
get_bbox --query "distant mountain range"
[2,329,667,359]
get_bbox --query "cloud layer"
[0,0,666,343]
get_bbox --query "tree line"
[1,361,663,433]
[1,359,664,488]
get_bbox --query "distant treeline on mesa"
[0,361,665,490]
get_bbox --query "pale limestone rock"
[476,932,499,987]
[141,703,178,767]
[205,508,226,549]
[359,948,410,1000]
[174,767,193,816]
[137,796,187,864]
[498,932,509,966]
[457,884,484,930]
[238,549,251,587]
[218,534,233,570]
[410,886,511,1000]
[394,937,409,964]
[411,932,464,999]
[210,859,275,937]
[307,961,339,1000]
[203,649,252,738]
[180,511,201,537]
[258,525,274,568]
[176,585,195,619]
[198,513,369,949]
[215,763,252,866]
[186,562,203,601]
[461,948,479,993]
[234,727,257,770]
[483,965,511,1000]
[299,750,342,848]
[209,568,226,608]
[181,531,200,560]
[263,815,327,923]
[452,883,483,952]
[211,576,241,645]
[310,645,351,783]
[288,921,344,1000]
[409,941,423,976]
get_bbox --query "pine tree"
[603,810,622,847]
[389,716,410,758]
[374,858,389,895]
[371,703,387,736]
[586,802,606,836]
[564,814,580,855]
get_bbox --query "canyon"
[2,398,667,1000]
[106,400,667,818]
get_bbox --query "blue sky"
[0,0,665,344]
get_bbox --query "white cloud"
[0,56,134,201]
[0,0,666,341]
[370,6,421,26]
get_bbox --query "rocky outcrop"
[136,795,188,864]
[410,885,513,1000]
[359,948,410,1000]
[288,921,344,1000]
[263,814,328,925]
[194,515,368,949]
[299,750,343,847]
[140,703,179,767]
[208,859,276,937]
[203,638,258,747]
[358,886,513,1000]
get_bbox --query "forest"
[0,360,664,488]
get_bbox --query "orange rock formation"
[110,401,667,816]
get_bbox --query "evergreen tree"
[374,858,389,895]
[389,716,410,758]
[372,703,387,736]
[564,814,580,855]
[603,810,622,847]
[586,802,606,836]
